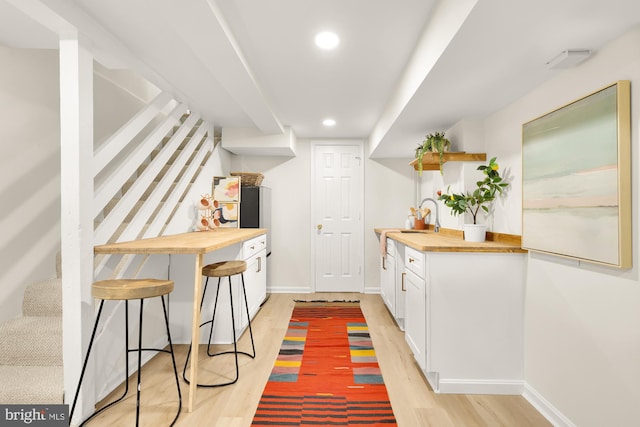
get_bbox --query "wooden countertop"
[375,227,526,253]
[95,228,267,255]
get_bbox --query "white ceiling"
[1,0,640,158]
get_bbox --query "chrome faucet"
[418,198,440,232]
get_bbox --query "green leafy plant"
[415,131,450,176]
[437,157,509,224]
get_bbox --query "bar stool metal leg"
[71,296,181,426]
[205,277,223,356]
[135,299,144,424]
[70,301,132,426]
[128,296,181,426]
[239,273,256,358]
[182,272,256,388]
[160,295,182,426]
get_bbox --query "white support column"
[60,36,95,425]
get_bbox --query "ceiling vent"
[546,49,592,69]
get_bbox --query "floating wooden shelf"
[409,152,487,171]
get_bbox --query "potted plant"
[415,131,450,176]
[437,157,509,242]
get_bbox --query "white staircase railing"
[92,91,215,279]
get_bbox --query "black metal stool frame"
[70,296,182,426]
[182,272,256,387]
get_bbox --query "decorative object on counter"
[231,171,263,186]
[196,194,221,231]
[438,157,509,242]
[411,207,430,230]
[415,131,450,176]
[418,198,440,232]
[405,211,414,229]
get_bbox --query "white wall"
[230,141,312,291]
[0,47,60,322]
[484,27,640,427]
[416,117,521,234]
[413,25,640,427]
[364,154,415,290]
[231,139,415,293]
[0,48,168,322]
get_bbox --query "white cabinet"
[168,233,268,345]
[380,238,396,315]
[402,249,525,395]
[394,243,406,330]
[240,235,267,330]
[379,239,406,330]
[404,246,428,371]
[427,252,524,394]
[219,234,267,342]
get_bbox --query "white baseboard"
[436,378,525,395]
[267,286,313,293]
[267,286,381,294]
[363,285,381,294]
[523,383,576,427]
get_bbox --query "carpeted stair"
[0,277,63,404]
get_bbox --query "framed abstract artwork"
[522,80,631,268]
[215,202,239,228]
[210,177,241,228]
[213,176,241,202]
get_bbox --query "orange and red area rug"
[251,301,397,426]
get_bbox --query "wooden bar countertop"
[94,228,267,255]
[375,227,526,253]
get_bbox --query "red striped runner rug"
[251,301,397,426]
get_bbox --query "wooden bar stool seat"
[183,260,256,387]
[202,260,247,277]
[70,279,181,426]
[92,278,174,300]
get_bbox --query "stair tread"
[23,278,62,317]
[0,365,63,404]
[0,316,62,366]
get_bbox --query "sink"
[400,229,431,234]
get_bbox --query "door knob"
[317,224,323,230]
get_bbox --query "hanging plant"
[414,131,450,175]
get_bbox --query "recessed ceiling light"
[323,118,336,127]
[315,31,339,50]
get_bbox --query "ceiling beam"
[368,0,479,157]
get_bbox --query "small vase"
[463,224,486,242]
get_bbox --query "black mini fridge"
[240,186,271,256]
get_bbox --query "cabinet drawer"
[405,246,425,278]
[243,235,267,259]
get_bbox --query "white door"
[311,142,364,292]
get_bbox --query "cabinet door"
[404,268,426,370]
[395,243,406,330]
[380,252,396,315]
[241,249,267,329]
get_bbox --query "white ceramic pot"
[463,224,486,242]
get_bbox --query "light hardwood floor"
[82,293,551,426]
